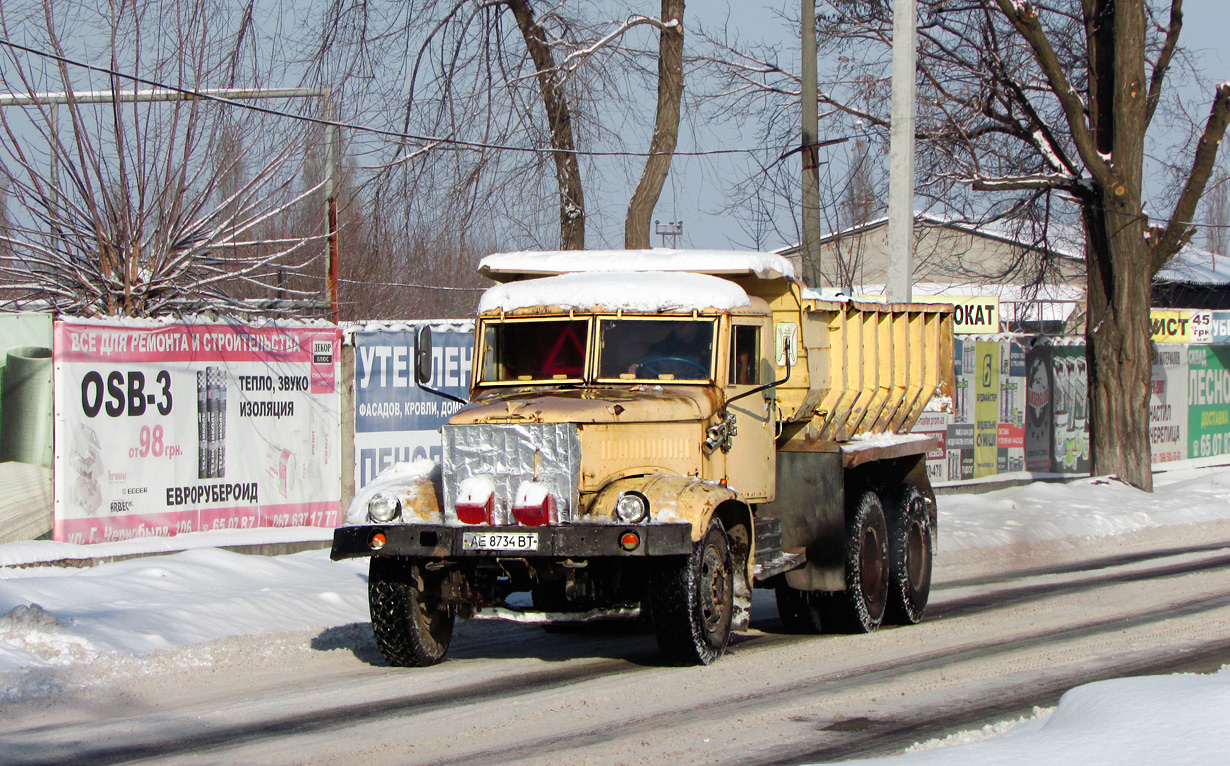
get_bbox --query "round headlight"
[614,491,649,524]
[367,492,401,523]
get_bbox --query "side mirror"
[415,326,434,386]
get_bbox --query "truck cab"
[332,250,953,667]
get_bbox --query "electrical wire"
[0,37,811,161]
[337,278,485,291]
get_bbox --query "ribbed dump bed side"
[778,299,953,441]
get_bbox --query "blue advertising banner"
[352,322,474,489]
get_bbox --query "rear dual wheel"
[824,490,890,633]
[886,484,934,625]
[774,583,824,634]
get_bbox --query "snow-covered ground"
[4,461,1230,764]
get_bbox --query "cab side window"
[729,325,760,385]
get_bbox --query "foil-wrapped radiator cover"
[442,423,582,523]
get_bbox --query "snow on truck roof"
[479,249,796,282]
[478,270,752,314]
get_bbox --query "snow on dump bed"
[841,432,936,452]
[478,270,752,313]
[479,249,795,281]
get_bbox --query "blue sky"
[621,1,1230,253]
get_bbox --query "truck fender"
[589,474,738,538]
[590,475,754,625]
[344,462,444,526]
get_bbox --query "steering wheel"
[638,356,708,378]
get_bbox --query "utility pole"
[801,0,821,286]
[886,0,917,302]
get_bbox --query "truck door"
[722,320,775,500]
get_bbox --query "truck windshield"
[597,318,714,381]
[479,318,589,383]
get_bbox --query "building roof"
[785,212,1230,287]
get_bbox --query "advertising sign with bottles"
[52,319,342,544]
[1047,344,1090,473]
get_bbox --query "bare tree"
[308,1,690,253]
[0,1,329,317]
[624,0,684,249]
[841,136,878,230]
[704,1,1230,490]
[974,0,1228,491]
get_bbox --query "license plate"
[462,531,540,552]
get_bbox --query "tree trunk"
[624,0,684,250]
[507,0,585,250]
[1081,0,1152,490]
[1083,197,1154,491]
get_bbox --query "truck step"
[754,515,783,557]
[470,605,642,624]
[753,550,806,581]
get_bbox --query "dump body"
[332,249,954,667]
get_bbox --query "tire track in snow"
[419,587,1230,765]
[6,535,1230,764]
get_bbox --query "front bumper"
[331,522,693,561]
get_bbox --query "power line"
[338,278,486,292]
[0,37,796,161]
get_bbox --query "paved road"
[4,520,1230,765]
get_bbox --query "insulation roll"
[0,346,54,469]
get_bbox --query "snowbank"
[835,669,1230,766]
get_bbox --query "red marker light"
[513,492,556,527]
[369,532,387,550]
[456,494,494,525]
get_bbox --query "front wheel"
[651,517,734,665]
[368,557,455,667]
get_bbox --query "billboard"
[998,339,1026,474]
[1150,345,1187,464]
[924,336,1082,481]
[911,411,951,484]
[1024,343,1054,472]
[917,296,1001,334]
[1048,344,1089,473]
[1187,344,1230,459]
[974,340,999,478]
[53,319,342,543]
[352,322,474,490]
[0,314,55,543]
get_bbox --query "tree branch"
[994,0,1110,182]
[1152,81,1230,270]
[1144,0,1183,130]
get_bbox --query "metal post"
[886,0,917,302]
[323,91,339,324]
[48,102,59,237]
[801,0,821,287]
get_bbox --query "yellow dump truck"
[332,250,954,666]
